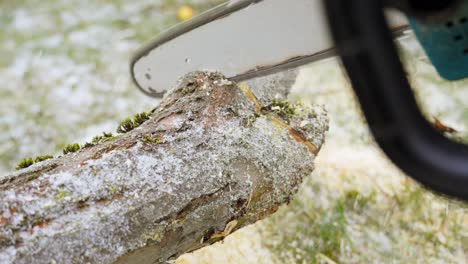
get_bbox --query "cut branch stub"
[0,71,328,264]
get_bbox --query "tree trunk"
[0,71,328,264]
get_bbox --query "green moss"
[271,99,296,114]
[264,99,297,121]
[77,196,90,208]
[63,143,81,154]
[108,185,120,195]
[117,112,151,134]
[91,135,103,143]
[34,155,53,163]
[85,132,115,147]
[133,112,150,126]
[83,142,94,148]
[102,132,113,138]
[100,132,114,141]
[54,190,69,201]
[241,113,260,127]
[16,157,34,170]
[117,117,134,133]
[150,107,159,114]
[18,215,29,227]
[31,215,45,226]
[143,134,161,144]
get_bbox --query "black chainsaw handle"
[325,0,468,200]
[401,0,455,10]
[384,0,461,20]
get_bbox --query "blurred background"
[0,0,466,263]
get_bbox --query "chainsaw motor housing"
[325,0,468,200]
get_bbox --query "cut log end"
[0,71,328,264]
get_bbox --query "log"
[0,71,328,263]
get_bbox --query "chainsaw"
[130,0,468,200]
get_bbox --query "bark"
[0,71,328,264]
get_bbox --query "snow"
[0,1,466,263]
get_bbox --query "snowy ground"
[0,1,467,263]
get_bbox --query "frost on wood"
[0,71,328,264]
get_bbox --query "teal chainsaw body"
[410,1,468,80]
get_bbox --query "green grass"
[254,49,467,263]
[1,1,466,263]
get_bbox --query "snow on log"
[0,71,328,263]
